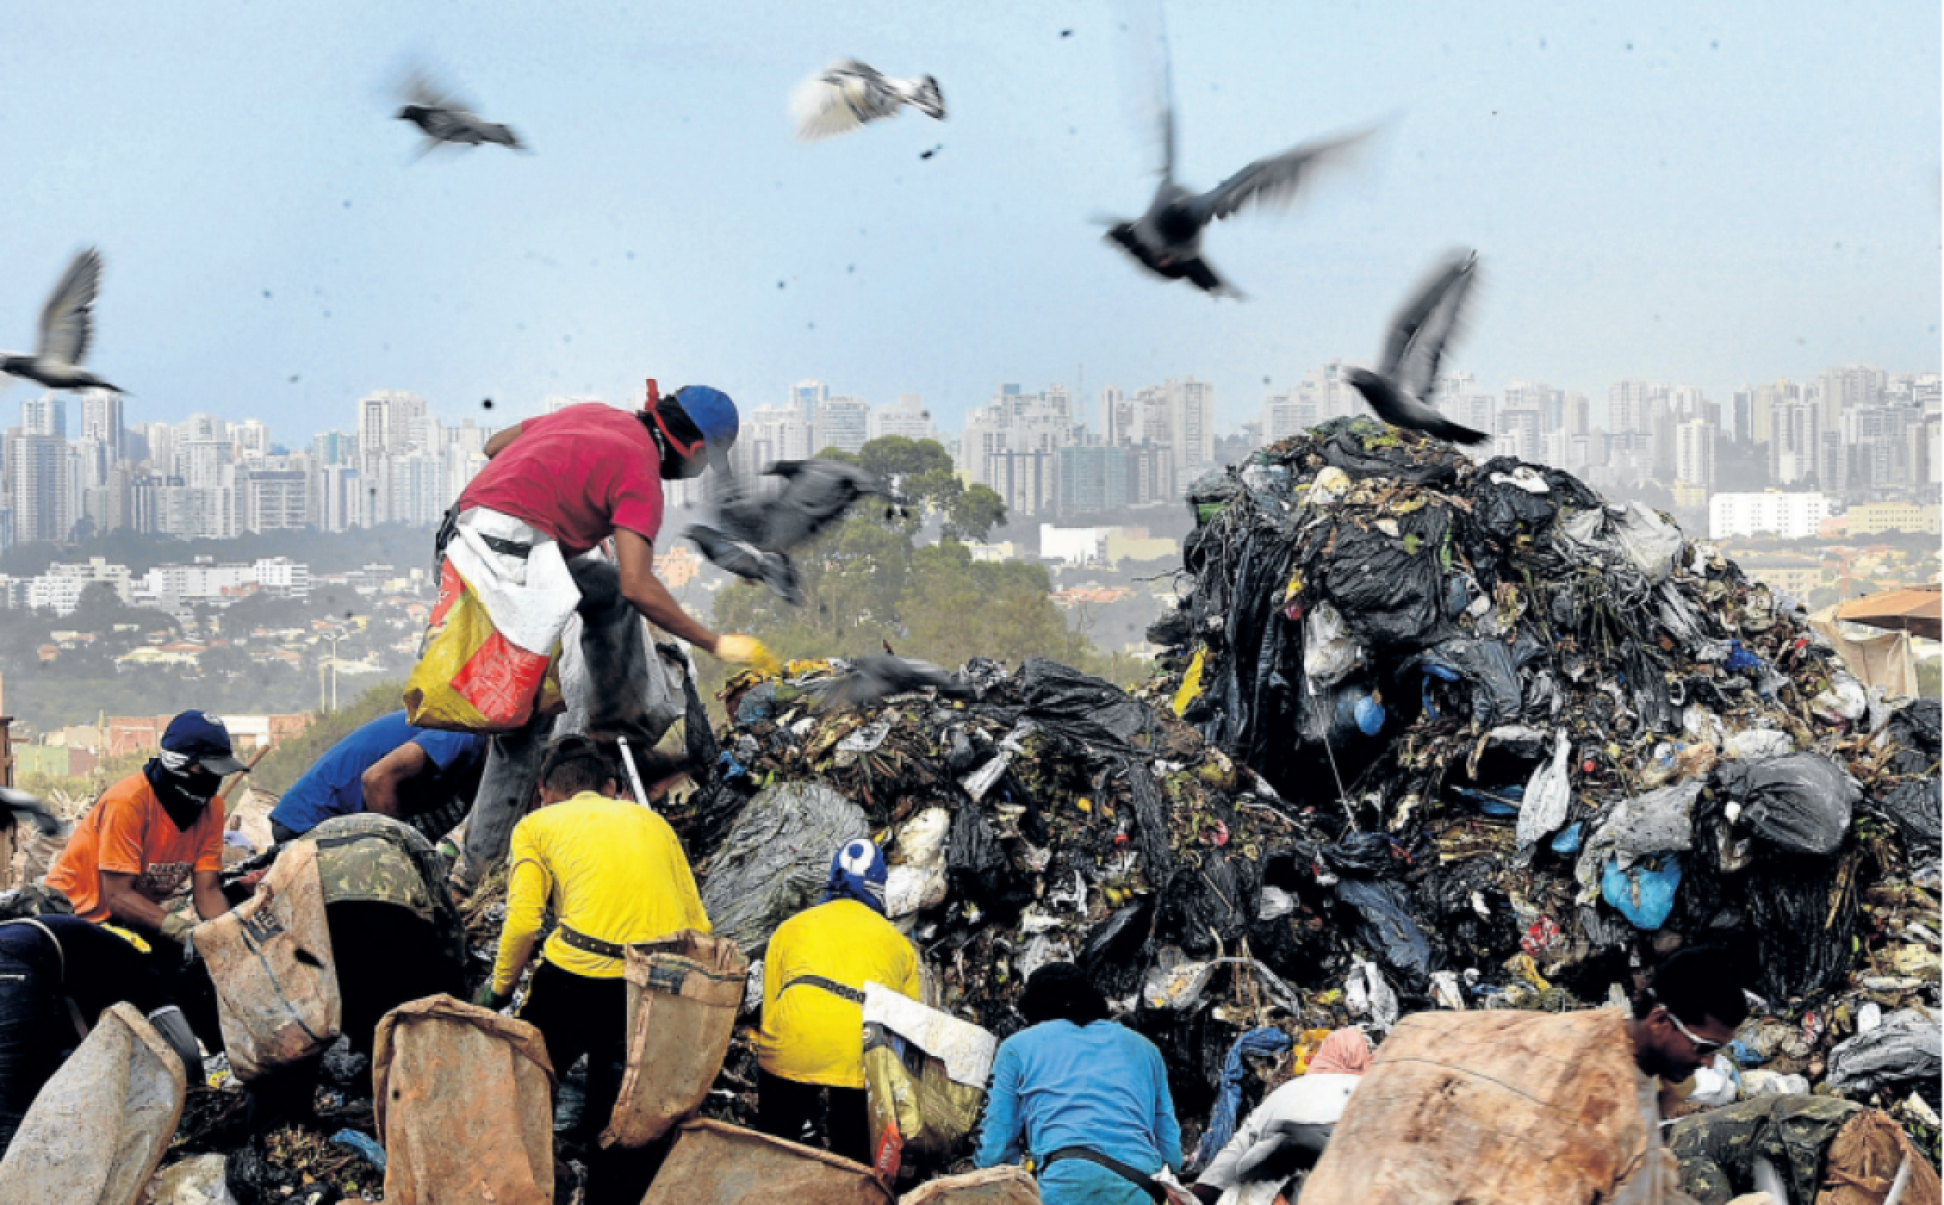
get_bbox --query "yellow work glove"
[715,634,780,677]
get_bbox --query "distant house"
[36,645,57,664]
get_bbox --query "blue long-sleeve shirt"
[976,1019,1183,1205]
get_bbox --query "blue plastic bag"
[1550,821,1584,854]
[1601,854,1683,929]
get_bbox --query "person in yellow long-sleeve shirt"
[755,838,919,1165]
[479,735,708,1200]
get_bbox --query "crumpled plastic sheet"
[1825,1008,1943,1094]
[1515,730,1572,851]
[1574,779,1703,900]
[699,782,869,957]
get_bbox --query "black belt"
[780,974,865,1005]
[557,923,626,961]
[1039,1148,1166,1203]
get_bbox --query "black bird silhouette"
[0,788,62,837]
[807,656,973,711]
[396,70,524,153]
[1102,2,1374,297]
[688,459,900,604]
[2,249,120,392]
[1346,249,1488,445]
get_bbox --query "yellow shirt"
[756,898,920,1089]
[490,792,709,994]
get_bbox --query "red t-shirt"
[458,404,665,557]
[46,772,225,923]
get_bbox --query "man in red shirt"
[46,710,251,1050]
[438,386,776,885]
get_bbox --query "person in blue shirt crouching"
[976,962,1183,1204]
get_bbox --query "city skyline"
[1,1,1936,440]
[2,348,1936,550]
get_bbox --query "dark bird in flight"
[808,656,973,711]
[0,788,62,837]
[1102,2,1375,298]
[1346,249,1489,445]
[792,60,945,141]
[2,249,120,392]
[396,70,524,153]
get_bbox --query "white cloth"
[1199,1073,1362,1205]
[445,507,579,656]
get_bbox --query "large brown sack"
[639,1118,894,1205]
[192,839,341,1080]
[900,1166,1041,1204]
[1302,1008,1658,1205]
[0,1002,187,1205]
[374,994,556,1205]
[1816,1108,1943,1205]
[600,929,749,1149]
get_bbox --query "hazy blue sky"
[2,1,1937,438]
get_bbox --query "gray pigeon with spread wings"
[1102,2,1374,297]
[1347,249,1488,446]
[396,69,524,152]
[2,248,119,393]
[792,60,945,142]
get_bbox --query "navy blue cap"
[161,712,249,776]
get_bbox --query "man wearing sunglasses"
[1628,947,1746,1104]
[428,386,779,886]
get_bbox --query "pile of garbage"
[656,419,1939,1165]
[1138,420,1942,1144]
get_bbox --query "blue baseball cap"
[670,386,739,464]
[161,712,249,775]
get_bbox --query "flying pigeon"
[791,60,945,142]
[688,459,901,604]
[0,787,62,837]
[396,70,524,153]
[1,248,119,392]
[1101,2,1374,297]
[806,655,973,711]
[1345,249,1489,446]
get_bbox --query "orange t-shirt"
[46,772,224,923]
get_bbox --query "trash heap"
[1143,419,1942,1145]
[667,417,1940,1164]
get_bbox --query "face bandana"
[819,839,889,915]
[143,752,219,832]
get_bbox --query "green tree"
[944,483,1007,543]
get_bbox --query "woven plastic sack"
[374,995,556,1205]
[1816,1108,1943,1205]
[900,1166,1041,1204]
[600,929,749,1149]
[1303,1009,1657,1204]
[862,983,998,1176]
[404,559,565,733]
[192,839,341,1080]
[0,1003,186,1204]
[640,1118,893,1205]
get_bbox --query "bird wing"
[1191,126,1375,224]
[791,61,880,141]
[36,248,101,367]
[1381,248,1478,399]
[0,787,62,836]
[1115,0,1178,182]
[404,67,473,115]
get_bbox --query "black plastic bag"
[1320,831,1405,879]
[1147,609,1193,649]
[1152,853,1256,959]
[1332,877,1436,990]
[1007,658,1163,753]
[1080,898,1155,1000]
[1407,637,1539,728]
[946,804,1034,917]
[1740,851,1860,1001]
[1312,504,1454,654]
[1878,699,1941,859]
[1317,430,1460,486]
[1464,457,1601,544]
[1714,754,1861,856]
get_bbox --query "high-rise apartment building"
[20,394,65,438]
[1674,419,1716,489]
[815,397,870,455]
[80,390,123,464]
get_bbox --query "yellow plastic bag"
[860,985,997,1177]
[404,561,563,733]
[1171,648,1206,717]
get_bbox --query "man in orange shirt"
[47,710,249,1049]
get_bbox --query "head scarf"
[1017,962,1110,1026]
[1307,1027,1373,1076]
[820,838,888,914]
